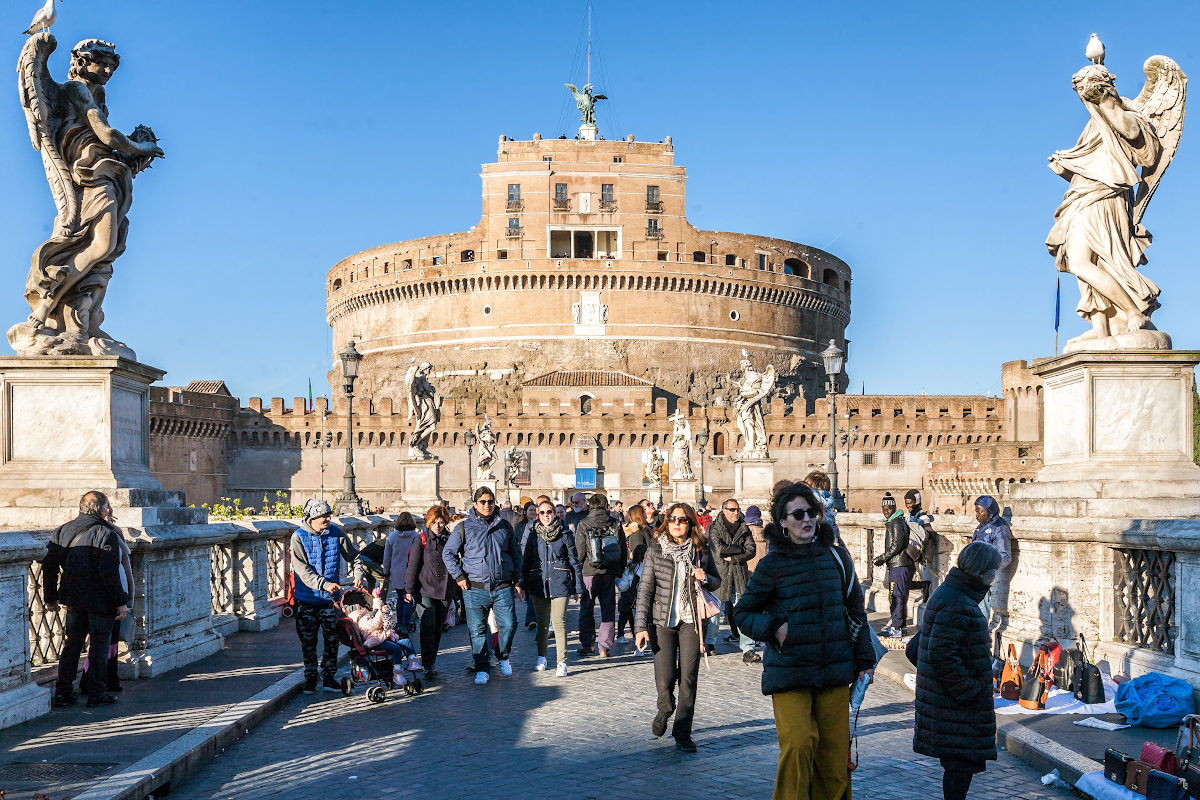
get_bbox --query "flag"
[308,378,313,413]
[1055,274,1061,332]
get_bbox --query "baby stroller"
[334,589,423,702]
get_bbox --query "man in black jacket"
[573,493,627,657]
[42,491,130,708]
[706,499,759,662]
[873,492,913,637]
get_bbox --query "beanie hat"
[519,496,533,507]
[303,498,333,521]
[882,492,896,507]
[904,489,921,505]
[744,505,763,526]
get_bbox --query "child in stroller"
[335,588,423,701]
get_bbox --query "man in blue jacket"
[444,486,524,684]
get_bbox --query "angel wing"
[564,83,581,101]
[404,365,418,420]
[17,32,78,238]
[749,365,777,407]
[593,94,608,101]
[1130,55,1187,224]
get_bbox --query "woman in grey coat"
[383,512,420,632]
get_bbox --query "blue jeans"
[462,586,517,674]
[706,590,755,653]
[397,598,415,631]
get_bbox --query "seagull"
[22,0,59,35]
[1086,33,1105,66]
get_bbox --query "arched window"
[460,249,475,262]
[843,279,851,294]
[784,258,807,277]
[822,268,838,286]
[712,432,725,456]
[332,279,342,291]
[580,395,593,415]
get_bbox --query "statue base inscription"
[392,459,444,513]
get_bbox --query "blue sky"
[1,1,1198,402]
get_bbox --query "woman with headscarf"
[971,496,1012,624]
[911,542,1003,800]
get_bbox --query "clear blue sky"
[2,1,1198,402]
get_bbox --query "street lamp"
[336,341,363,515]
[821,339,846,512]
[464,428,477,499]
[695,428,710,509]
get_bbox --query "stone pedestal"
[1012,351,1200,518]
[732,457,776,513]
[0,357,207,528]
[671,479,698,503]
[394,459,443,512]
[0,530,51,730]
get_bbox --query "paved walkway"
[169,609,1074,800]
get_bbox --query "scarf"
[658,534,695,567]
[535,518,564,543]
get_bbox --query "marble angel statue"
[405,363,442,460]
[475,415,498,480]
[504,446,521,486]
[669,410,695,480]
[735,354,775,458]
[645,446,665,489]
[1046,48,1186,353]
[9,33,163,359]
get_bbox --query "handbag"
[695,582,722,619]
[1107,749,1134,784]
[616,565,637,593]
[1055,648,1082,691]
[117,610,135,643]
[1146,770,1189,800]
[1127,760,1153,795]
[1143,741,1179,776]
[1175,715,1200,798]
[1000,644,1024,701]
[1018,649,1051,710]
[1074,633,1107,704]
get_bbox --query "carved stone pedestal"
[671,479,698,504]
[393,459,443,513]
[732,457,776,515]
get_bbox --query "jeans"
[652,623,701,739]
[533,595,569,664]
[888,565,913,630]
[296,603,339,680]
[579,573,617,653]
[415,596,448,669]
[372,639,412,662]
[56,607,115,699]
[525,592,538,626]
[705,591,755,652]
[462,586,517,673]
[617,576,639,638]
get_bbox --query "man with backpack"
[573,492,627,657]
[873,492,913,637]
[903,489,935,601]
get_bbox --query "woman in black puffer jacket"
[733,482,876,800]
[912,541,1002,800]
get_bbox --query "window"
[601,184,614,202]
[332,279,342,290]
[712,432,725,456]
[580,396,593,415]
[508,217,520,230]
[403,259,413,269]
[555,183,568,202]
[432,256,442,265]
[1018,447,1029,458]
[657,251,668,261]
[758,254,766,270]
[692,251,706,263]
[729,310,740,321]
[550,230,571,258]
[725,254,737,266]
[784,258,807,277]
[647,218,661,238]
[963,407,973,417]
[822,268,838,285]
[890,451,903,466]
[894,409,903,417]
[498,249,508,260]
[543,156,552,162]
[871,408,881,417]
[460,249,474,262]
[843,280,851,293]
[862,452,876,467]
[647,186,660,202]
[613,156,623,163]
[915,407,925,416]
[507,184,521,201]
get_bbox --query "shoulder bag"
[1018,649,1051,710]
[1000,644,1023,701]
[1146,769,1188,800]
[1174,715,1200,798]
[1074,633,1107,704]
[1143,741,1179,777]
[1107,749,1134,785]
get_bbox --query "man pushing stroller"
[291,499,363,693]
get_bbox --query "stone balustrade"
[837,511,1200,686]
[1,514,397,730]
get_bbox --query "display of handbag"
[1000,644,1023,701]
[1127,760,1154,795]
[1074,633,1107,704]
[1146,770,1189,800]
[1107,749,1134,784]
[1174,715,1200,798]
[1055,647,1082,691]
[1142,741,1179,776]
[1019,649,1051,710]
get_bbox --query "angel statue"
[503,446,521,486]
[9,33,164,359]
[734,353,776,458]
[645,446,665,489]
[404,362,442,460]
[565,83,607,128]
[1046,46,1186,353]
[669,410,695,481]
[475,415,498,480]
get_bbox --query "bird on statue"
[22,0,59,35]
[1086,33,1105,66]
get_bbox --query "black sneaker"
[321,675,340,692]
[526,622,537,631]
[425,668,439,679]
[52,693,77,707]
[652,712,670,738]
[724,634,739,643]
[86,693,118,708]
[303,675,318,694]
[675,735,698,753]
[743,650,763,664]
[578,646,594,657]
[704,643,716,656]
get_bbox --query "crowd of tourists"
[42,476,1012,800]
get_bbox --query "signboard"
[510,450,531,486]
[575,468,598,490]
[640,451,669,485]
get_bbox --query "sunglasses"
[667,515,690,524]
[537,510,556,516]
[723,506,739,513]
[785,508,822,521]
[477,499,495,506]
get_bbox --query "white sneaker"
[556,662,568,677]
[474,671,489,685]
[498,659,513,676]
[535,656,548,671]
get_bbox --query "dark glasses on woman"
[786,508,821,521]
[667,515,689,524]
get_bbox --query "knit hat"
[744,505,763,525]
[303,498,333,521]
[904,489,921,505]
[519,496,533,507]
[881,492,896,508]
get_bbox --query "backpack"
[587,522,623,570]
[905,515,932,563]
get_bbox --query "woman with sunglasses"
[634,502,721,753]
[521,500,584,676]
[733,482,876,800]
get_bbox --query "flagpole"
[1055,274,1061,355]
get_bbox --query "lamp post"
[696,428,710,509]
[465,428,477,499]
[821,339,846,512]
[336,341,363,515]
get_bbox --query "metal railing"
[646,200,663,213]
[552,198,571,212]
[599,199,618,212]
[505,200,523,212]
[505,225,523,239]
[1114,547,1176,655]
[645,225,664,239]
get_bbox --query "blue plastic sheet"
[1114,672,1196,728]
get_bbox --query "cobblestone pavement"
[171,608,1074,800]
